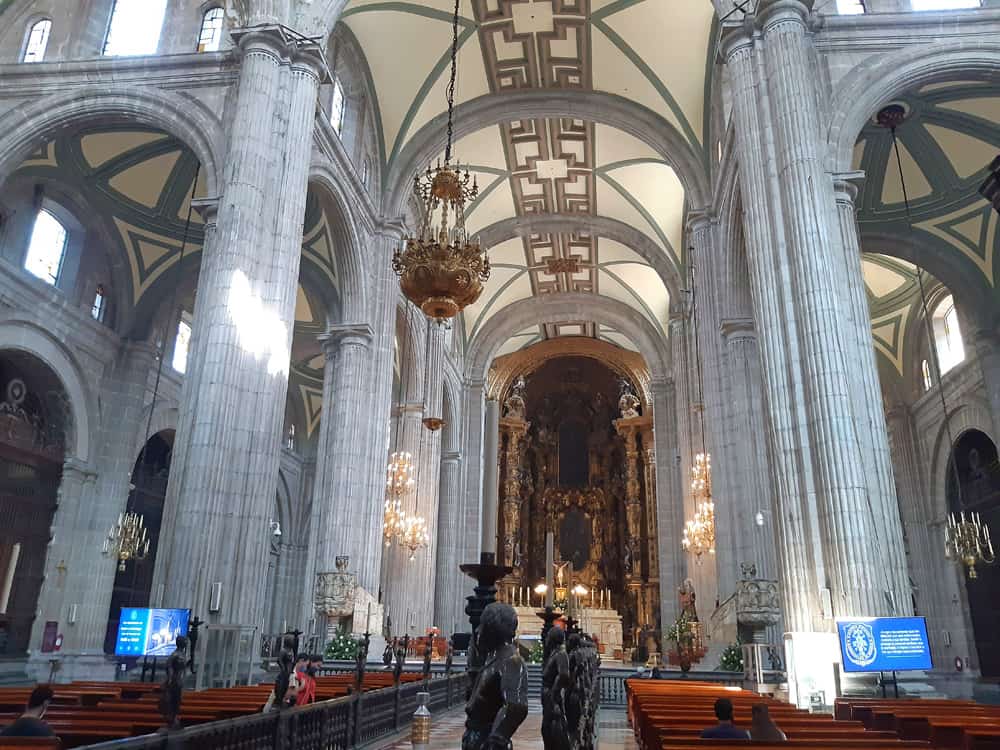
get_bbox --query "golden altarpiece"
[491,355,660,652]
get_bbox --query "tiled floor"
[380,703,637,748]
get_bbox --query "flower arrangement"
[527,639,544,664]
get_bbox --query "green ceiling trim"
[302,223,338,287]
[599,265,662,330]
[590,13,701,155]
[918,203,996,286]
[341,2,476,24]
[469,266,531,341]
[596,171,679,271]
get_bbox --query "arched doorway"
[0,351,69,655]
[103,431,173,654]
[946,429,1000,677]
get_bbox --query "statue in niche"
[462,603,528,750]
[623,540,634,577]
[679,579,699,622]
[618,379,641,419]
[504,376,527,420]
[159,636,188,729]
[541,627,571,750]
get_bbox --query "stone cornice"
[190,197,220,228]
[814,7,1000,54]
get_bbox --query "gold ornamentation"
[682,453,716,561]
[422,417,445,432]
[103,511,150,572]
[945,511,995,579]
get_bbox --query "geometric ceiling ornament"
[299,383,325,437]
[870,308,908,375]
[880,138,932,204]
[81,130,167,169]
[108,150,182,208]
[917,203,996,286]
[923,124,997,180]
[112,216,202,304]
[861,257,909,299]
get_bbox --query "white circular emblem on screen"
[844,623,877,667]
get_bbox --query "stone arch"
[929,401,997,516]
[477,213,683,303]
[0,320,92,462]
[134,403,179,461]
[465,293,670,386]
[385,89,710,216]
[826,40,1000,176]
[307,166,368,324]
[0,86,224,198]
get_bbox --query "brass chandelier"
[103,511,150,572]
[392,0,490,321]
[680,255,717,562]
[945,511,995,580]
[383,450,415,548]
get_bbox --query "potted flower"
[666,613,696,673]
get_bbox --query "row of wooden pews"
[627,680,932,750]
[836,697,1000,750]
[0,672,425,748]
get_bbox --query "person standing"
[0,686,56,737]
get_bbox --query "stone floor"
[380,703,637,748]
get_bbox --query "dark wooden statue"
[354,631,370,691]
[445,637,455,676]
[541,627,571,750]
[383,638,394,669]
[462,602,528,750]
[393,634,409,685]
[159,636,188,730]
[186,617,203,675]
[564,633,600,750]
[272,634,296,709]
[422,637,433,681]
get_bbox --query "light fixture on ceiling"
[392,0,491,321]
[878,102,995,581]
[680,256,716,562]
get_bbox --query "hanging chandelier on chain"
[945,511,995,580]
[383,450,415,548]
[682,453,716,560]
[103,511,150,572]
[680,256,717,562]
[392,0,490,321]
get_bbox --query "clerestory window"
[198,7,225,52]
[22,19,52,62]
[331,78,346,136]
[103,0,168,57]
[24,208,67,286]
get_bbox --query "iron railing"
[80,673,468,750]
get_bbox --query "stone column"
[480,397,502,555]
[651,377,684,629]
[433,450,463,631]
[723,2,907,628]
[974,330,1000,438]
[499,417,529,571]
[152,27,325,627]
[308,324,375,626]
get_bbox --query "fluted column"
[652,377,684,629]
[153,27,324,627]
[309,325,375,597]
[481,397,502,555]
[832,176,911,612]
[434,450,463,631]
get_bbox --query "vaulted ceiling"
[341,0,718,351]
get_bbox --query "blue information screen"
[114,608,191,657]
[837,616,933,673]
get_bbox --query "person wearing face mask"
[296,654,319,705]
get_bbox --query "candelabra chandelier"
[399,514,430,561]
[383,451,415,548]
[682,452,716,561]
[945,511,995,580]
[103,511,150,572]
[391,0,490,321]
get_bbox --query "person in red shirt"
[296,653,318,705]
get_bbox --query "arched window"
[92,284,107,322]
[197,7,224,52]
[103,0,168,57]
[24,208,67,286]
[22,19,52,62]
[932,294,965,376]
[172,313,193,374]
[331,78,346,136]
[921,359,932,392]
[837,0,866,13]
[911,0,980,8]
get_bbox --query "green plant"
[719,642,744,672]
[527,639,544,664]
[325,627,360,660]
[665,614,695,648]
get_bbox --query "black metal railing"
[80,673,468,750]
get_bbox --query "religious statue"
[504,376,527,420]
[423,637,433,679]
[565,633,600,750]
[618,379,640,419]
[315,555,357,621]
[354,631,371,690]
[554,561,570,589]
[383,638,394,669]
[679,579,699,622]
[187,616,203,675]
[462,603,529,750]
[394,635,409,685]
[159,636,188,730]
[541,628,571,750]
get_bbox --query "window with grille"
[103,0,168,56]
[331,78,346,136]
[24,209,67,286]
[172,314,193,374]
[198,7,224,52]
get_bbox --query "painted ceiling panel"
[463,265,531,338]
[924,124,996,179]
[108,150,182,208]
[596,237,646,265]
[488,237,529,267]
[938,96,1000,124]
[81,131,166,168]
[600,263,670,329]
[595,179,665,254]
[595,269,658,331]
[595,123,660,167]
[465,177,518,233]
[879,140,932,204]
[494,330,541,357]
[861,258,908,298]
[450,124,509,171]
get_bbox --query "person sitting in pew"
[750,703,787,742]
[700,698,751,740]
[0,685,56,738]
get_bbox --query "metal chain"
[444,0,460,164]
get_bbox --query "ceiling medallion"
[392,0,490,321]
